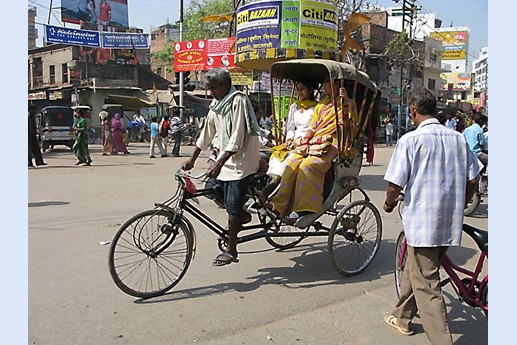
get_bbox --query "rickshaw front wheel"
[328,200,382,276]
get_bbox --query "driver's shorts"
[220,174,254,217]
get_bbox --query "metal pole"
[179,0,184,117]
[47,0,53,25]
[397,0,406,140]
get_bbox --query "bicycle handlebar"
[175,168,207,181]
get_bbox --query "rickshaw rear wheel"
[265,223,307,250]
[328,200,382,276]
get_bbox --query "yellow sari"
[271,96,352,217]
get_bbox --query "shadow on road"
[28,200,69,207]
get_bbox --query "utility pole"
[179,0,184,117]
[394,0,415,140]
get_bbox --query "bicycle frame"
[441,250,488,312]
[158,176,333,245]
[398,233,488,313]
[156,171,371,246]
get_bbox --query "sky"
[32,0,488,60]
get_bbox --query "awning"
[108,94,155,111]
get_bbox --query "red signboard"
[174,40,207,72]
[206,37,235,69]
[174,38,235,72]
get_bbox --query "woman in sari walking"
[270,78,357,222]
[73,109,92,166]
[112,113,130,154]
[101,116,115,155]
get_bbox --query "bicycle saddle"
[462,224,488,253]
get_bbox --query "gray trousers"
[393,246,453,345]
[150,136,165,156]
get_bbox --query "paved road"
[28,142,488,345]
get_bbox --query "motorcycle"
[464,164,488,216]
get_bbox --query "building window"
[429,53,437,64]
[62,63,68,83]
[427,79,436,91]
[49,65,55,84]
[32,57,43,87]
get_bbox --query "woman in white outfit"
[264,78,318,196]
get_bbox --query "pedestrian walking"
[149,116,165,158]
[158,115,170,157]
[365,121,375,165]
[28,104,47,167]
[101,117,115,155]
[72,109,92,166]
[170,108,185,157]
[382,87,482,344]
[112,113,130,154]
[385,119,394,146]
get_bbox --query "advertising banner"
[299,0,338,50]
[230,69,254,86]
[46,25,100,47]
[174,40,208,72]
[174,38,237,72]
[440,72,472,91]
[430,30,468,61]
[281,1,300,49]
[236,1,282,53]
[45,25,149,49]
[235,0,337,53]
[61,0,129,28]
[101,32,149,49]
[206,38,236,69]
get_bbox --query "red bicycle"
[394,225,488,318]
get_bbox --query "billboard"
[440,72,472,91]
[45,25,149,49]
[61,0,129,29]
[236,0,338,53]
[174,38,237,72]
[430,29,468,61]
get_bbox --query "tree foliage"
[385,31,415,63]
[183,0,233,41]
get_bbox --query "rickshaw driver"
[181,68,262,267]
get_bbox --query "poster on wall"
[235,0,338,53]
[61,0,129,29]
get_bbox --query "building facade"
[28,7,38,50]
[28,44,172,129]
[472,47,488,112]
[150,23,181,83]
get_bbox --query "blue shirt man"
[463,121,485,156]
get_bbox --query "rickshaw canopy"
[270,59,378,92]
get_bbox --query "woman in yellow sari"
[270,78,357,222]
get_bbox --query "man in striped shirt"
[382,87,482,344]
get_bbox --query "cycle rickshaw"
[108,59,383,298]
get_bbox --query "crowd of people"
[28,105,189,168]
[384,107,488,166]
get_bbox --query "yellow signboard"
[230,69,254,86]
[430,30,468,61]
[299,0,338,50]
